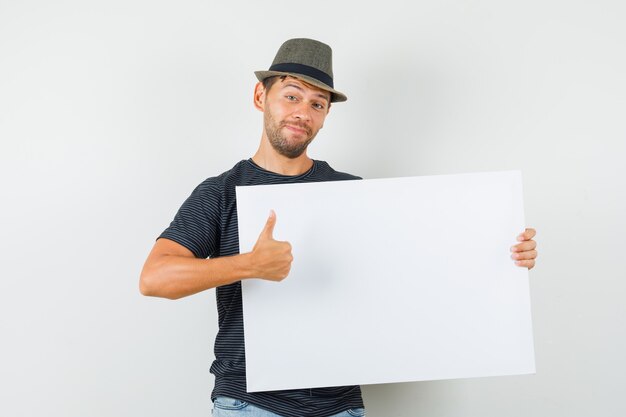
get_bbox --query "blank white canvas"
[236,171,534,392]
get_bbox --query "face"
[259,77,331,159]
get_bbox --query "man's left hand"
[510,228,537,270]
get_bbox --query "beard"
[264,108,318,159]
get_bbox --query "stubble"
[264,106,317,159]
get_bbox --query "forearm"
[140,252,255,300]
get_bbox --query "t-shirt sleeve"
[158,181,221,259]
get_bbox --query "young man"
[140,38,538,417]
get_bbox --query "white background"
[1,1,624,416]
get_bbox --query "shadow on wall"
[362,380,466,417]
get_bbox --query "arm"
[140,210,292,299]
[510,227,538,270]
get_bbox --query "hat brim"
[255,70,347,103]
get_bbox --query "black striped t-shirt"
[159,159,364,417]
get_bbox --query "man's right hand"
[249,210,293,281]
[139,210,293,299]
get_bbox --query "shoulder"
[314,160,362,181]
[193,160,249,195]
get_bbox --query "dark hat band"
[268,63,334,88]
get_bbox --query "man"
[140,38,538,417]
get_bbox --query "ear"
[253,82,265,112]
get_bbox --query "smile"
[283,124,310,135]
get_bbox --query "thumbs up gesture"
[249,210,293,281]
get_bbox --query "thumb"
[259,209,276,240]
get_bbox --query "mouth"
[282,123,311,135]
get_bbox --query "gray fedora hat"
[255,38,347,103]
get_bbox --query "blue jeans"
[212,396,366,417]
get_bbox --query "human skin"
[511,228,538,269]
[140,209,291,299]
[139,78,329,299]
[139,77,537,300]
[250,77,331,175]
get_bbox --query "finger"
[517,228,536,241]
[510,240,537,252]
[259,210,276,240]
[511,250,538,261]
[515,259,535,270]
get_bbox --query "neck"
[251,137,314,176]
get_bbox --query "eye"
[313,102,325,110]
[286,95,297,101]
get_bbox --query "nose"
[292,101,312,121]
